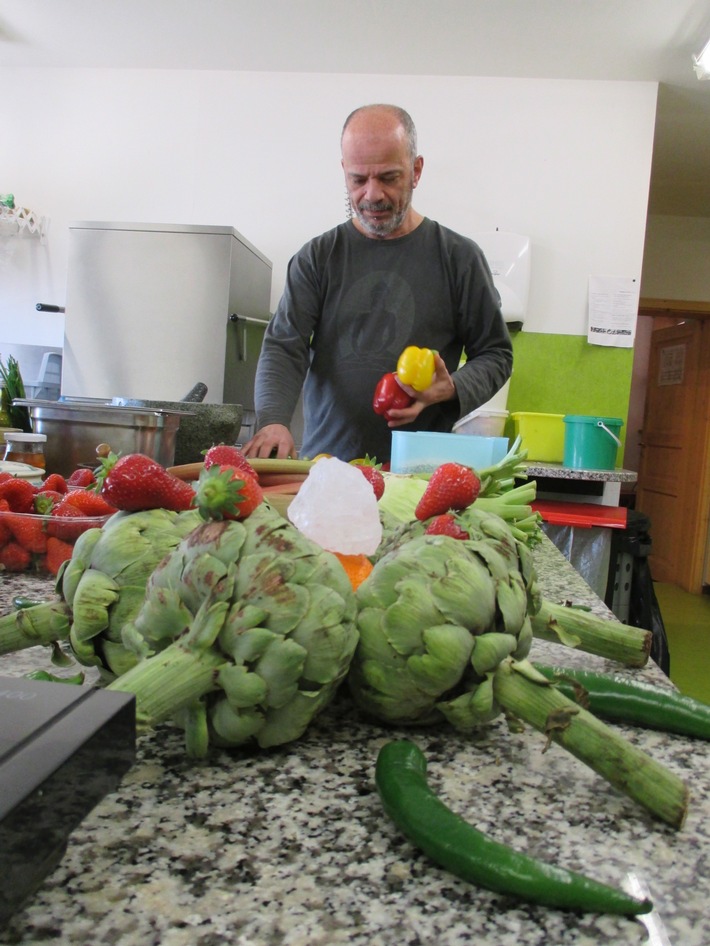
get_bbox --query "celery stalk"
[493,658,688,830]
[531,599,652,668]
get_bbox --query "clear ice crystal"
[287,457,383,555]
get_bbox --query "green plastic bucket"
[563,415,623,470]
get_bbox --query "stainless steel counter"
[0,538,708,946]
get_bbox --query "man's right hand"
[242,423,297,459]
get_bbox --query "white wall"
[641,214,710,300]
[0,68,657,353]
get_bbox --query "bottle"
[3,432,47,470]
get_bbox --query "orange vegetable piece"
[333,552,374,590]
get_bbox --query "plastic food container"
[0,510,113,576]
[453,409,509,438]
[510,412,565,462]
[390,430,509,474]
[3,432,47,470]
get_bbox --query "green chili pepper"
[534,663,710,740]
[375,739,652,915]
[13,596,44,610]
[25,669,85,685]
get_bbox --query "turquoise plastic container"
[563,415,623,470]
[390,431,509,473]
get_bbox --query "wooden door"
[636,321,710,591]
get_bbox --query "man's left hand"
[385,353,457,427]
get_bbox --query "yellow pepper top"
[396,346,436,392]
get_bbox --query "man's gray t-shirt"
[254,217,513,462]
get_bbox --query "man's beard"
[353,194,411,238]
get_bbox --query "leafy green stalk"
[0,354,31,431]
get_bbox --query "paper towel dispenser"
[472,230,531,325]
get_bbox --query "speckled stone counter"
[524,462,637,505]
[1,540,708,946]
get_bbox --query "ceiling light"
[693,37,710,79]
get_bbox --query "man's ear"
[413,155,424,188]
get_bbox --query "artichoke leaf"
[291,583,350,634]
[470,632,519,676]
[513,615,534,660]
[59,528,104,606]
[293,622,359,686]
[406,623,475,696]
[356,607,406,668]
[495,573,529,635]
[130,585,194,650]
[218,664,268,708]
[466,540,509,581]
[257,689,332,748]
[255,637,308,708]
[70,570,121,642]
[210,697,264,745]
[235,554,310,633]
[178,552,236,613]
[437,675,498,730]
[381,577,445,652]
[429,556,497,632]
[219,607,272,659]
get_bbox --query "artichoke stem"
[108,642,226,726]
[0,601,72,655]
[493,659,688,830]
[531,598,651,668]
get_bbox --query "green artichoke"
[108,502,359,756]
[351,506,535,729]
[0,507,203,678]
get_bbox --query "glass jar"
[3,432,47,470]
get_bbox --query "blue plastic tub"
[390,430,509,474]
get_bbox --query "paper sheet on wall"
[587,275,638,347]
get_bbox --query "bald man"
[244,104,512,463]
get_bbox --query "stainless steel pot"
[15,398,186,477]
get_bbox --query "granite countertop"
[1,540,708,946]
[524,462,637,485]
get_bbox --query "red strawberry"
[424,513,470,540]
[6,512,48,554]
[0,472,14,486]
[195,464,263,521]
[100,454,196,512]
[42,473,68,494]
[0,478,37,513]
[45,536,75,575]
[353,464,385,500]
[67,468,96,488]
[0,540,31,572]
[64,489,118,517]
[203,444,257,480]
[414,462,481,521]
[34,489,64,514]
[48,500,87,541]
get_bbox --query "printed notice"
[587,275,638,348]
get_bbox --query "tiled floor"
[654,582,710,703]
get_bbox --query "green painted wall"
[505,331,634,451]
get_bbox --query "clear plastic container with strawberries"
[0,466,117,576]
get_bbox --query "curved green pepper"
[534,663,710,740]
[375,739,652,915]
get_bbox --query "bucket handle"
[597,421,621,447]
